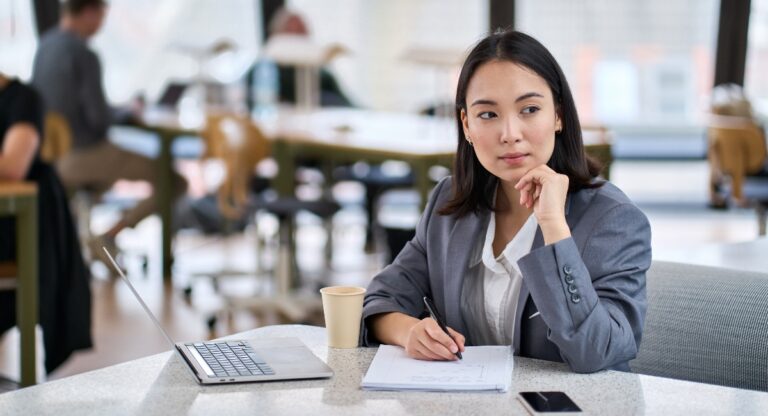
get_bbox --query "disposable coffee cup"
[320,286,366,348]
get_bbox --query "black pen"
[422,296,463,360]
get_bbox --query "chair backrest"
[0,261,18,289]
[708,121,767,173]
[631,260,768,391]
[41,112,72,163]
[581,124,613,180]
[201,114,271,219]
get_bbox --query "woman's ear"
[460,108,470,137]
[554,108,563,133]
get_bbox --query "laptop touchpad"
[253,339,330,374]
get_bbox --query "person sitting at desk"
[361,30,652,373]
[31,0,187,268]
[245,7,354,110]
[0,73,92,374]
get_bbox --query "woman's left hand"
[514,165,571,244]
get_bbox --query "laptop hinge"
[185,345,215,377]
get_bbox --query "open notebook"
[361,345,513,392]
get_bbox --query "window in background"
[92,0,259,105]
[516,0,719,127]
[288,0,488,111]
[746,0,768,118]
[0,0,38,80]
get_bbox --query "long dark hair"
[439,30,602,217]
[63,0,107,14]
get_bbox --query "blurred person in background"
[0,72,92,374]
[31,0,187,268]
[245,7,354,111]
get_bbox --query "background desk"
[1,325,766,415]
[0,181,38,387]
[138,108,455,282]
[260,109,455,209]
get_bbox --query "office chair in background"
[41,113,149,275]
[185,113,339,335]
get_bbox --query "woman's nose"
[500,117,522,143]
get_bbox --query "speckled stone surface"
[1,325,767,415]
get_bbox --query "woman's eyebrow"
[469,99,496,107]
[515,92,545,102]
[470,92,545,107]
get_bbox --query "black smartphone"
[518,391,582,414]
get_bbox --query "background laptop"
[156,82,188,109]
[103,248,333,385]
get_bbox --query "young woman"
[361,31,651,373]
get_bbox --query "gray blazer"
[362,176,652,373]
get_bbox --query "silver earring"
[466,137,473,146]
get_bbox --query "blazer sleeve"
[359,177,450,346]
[517,202,651,373]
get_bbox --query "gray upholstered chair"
[631,260,768,391]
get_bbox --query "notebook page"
[361,345,513,392]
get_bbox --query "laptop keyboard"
[188,341,275,378]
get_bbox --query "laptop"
[103,248,334,385]
[156,82,188,109]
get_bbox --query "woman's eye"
[521,106,540,115]
[478,111,496,119]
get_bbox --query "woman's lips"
[499,153,528,165]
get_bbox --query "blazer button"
[563,265,573,275]
[564,274,575,284]
[567,284,578,294]
[571,293,581,303]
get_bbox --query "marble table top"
[1,325,767,415]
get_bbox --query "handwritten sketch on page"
[361,345,513,392]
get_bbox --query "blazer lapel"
[443,210,487,338]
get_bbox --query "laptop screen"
[157,82,188,108]
[102,248,178,349]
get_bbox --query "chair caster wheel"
[141,256,149,276]
[182,286,193,302]
[206,315,218,338]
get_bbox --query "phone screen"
[519,391,581,413]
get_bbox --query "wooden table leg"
[157,132,174,284]
[413,161,430,211]
[273,140,295,198]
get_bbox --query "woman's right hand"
[404,318,466,361]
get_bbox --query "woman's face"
[461,60,561,185]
